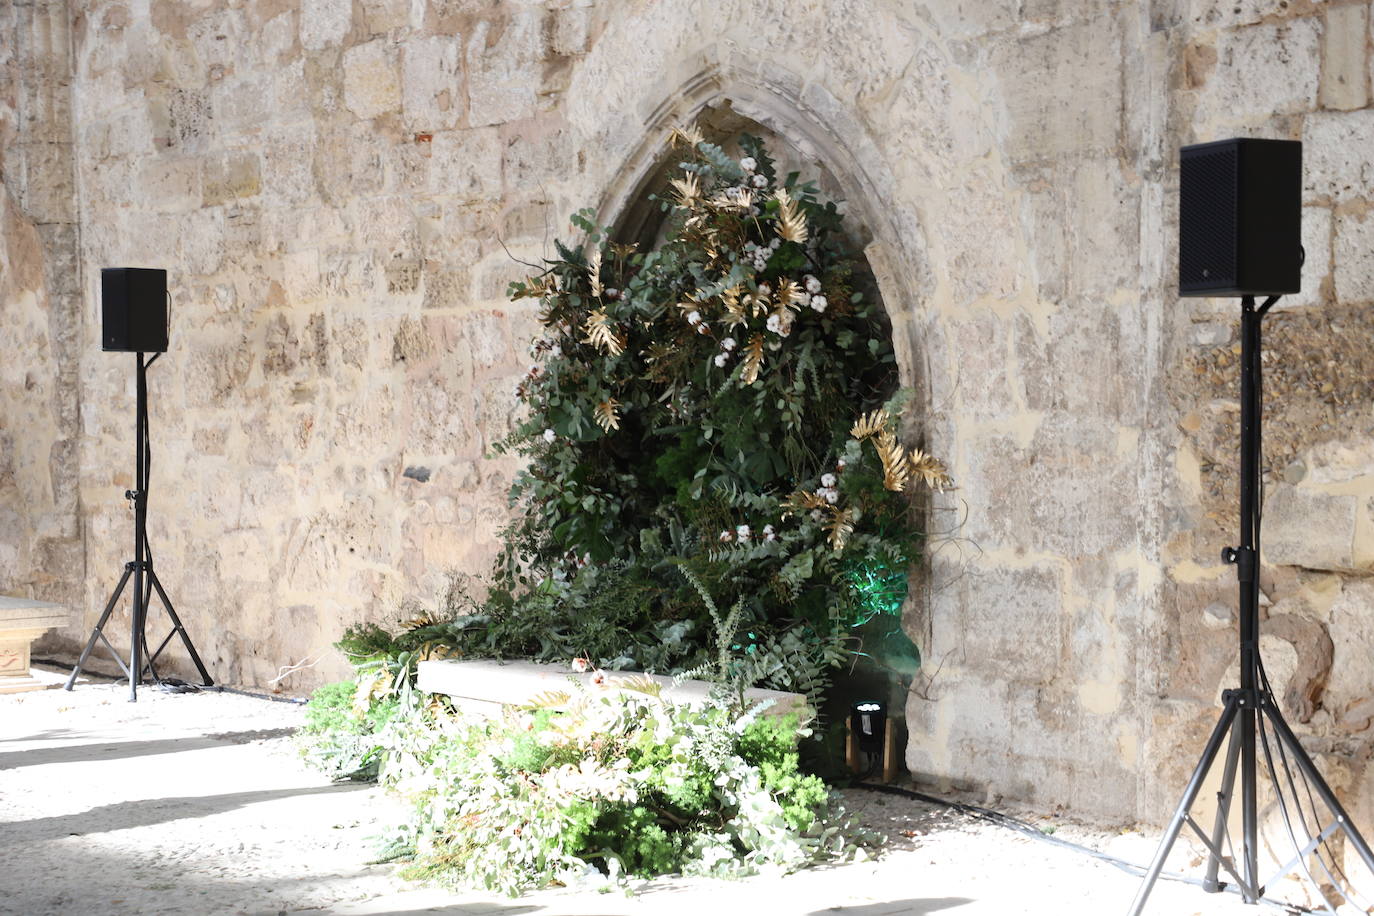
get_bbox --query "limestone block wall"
[0,0,84,615]
[4,0,1374,831]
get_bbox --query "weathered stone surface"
[343,39,401,120]
[1321,2,1368,111]
[1305,108,1374,202]
[1334,206,1374,305]
[1194,18,1320,128]
[1264,484,1358,571]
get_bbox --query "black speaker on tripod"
[1178,137,1302,298]
[1131,141,1374,912]
[67,267,212,701]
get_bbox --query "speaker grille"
[1179,147,1238,290]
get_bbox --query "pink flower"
[571,657,590,673]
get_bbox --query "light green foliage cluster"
[369,680,863,895]
[298,680,398,779]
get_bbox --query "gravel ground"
[0,668,1345,915]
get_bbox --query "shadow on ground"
[6,783,368,843]
[0,729,296,769]
[807,898,973,915]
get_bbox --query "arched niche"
[591,72,939,734]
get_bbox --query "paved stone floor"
[0,669,1338,915]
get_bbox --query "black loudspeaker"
[102,267,168,352]
[1179,138,1302,298]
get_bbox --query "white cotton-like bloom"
[836,458,847,470]
[769,237,781,250]
[551,343,562,358]
[687,310,702,326]
[736,524,751,542]
[824,488,839,504]
[810,295,828,313]
[740,156,757,172]
[757,284,771,297]
[810,509,824,521]
[719,530,733,543]
[821,473,836,488]
[805,275,822,294]
[722,336,737,350]
[714,353,728,367]
[605,288,620,300]
[766,314,782,334]
[571,657,590,673]
[543,428,556,443]
[763,524,776,541]
[751,174,767,188]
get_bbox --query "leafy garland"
[413,129,949,700]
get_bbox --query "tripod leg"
[1128,695,1240,916]
[1263,703,1374,876]
[147,570,214,687]
[65,568,132,690]
[1203,713,1244,892]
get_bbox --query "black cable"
[851,782,1315,914]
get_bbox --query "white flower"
[686,310,702,326]
[763,524,777,542]
[590,669,608,686]
[756,284,770,298]
[823,487,839,504]
[740,156,757,172]
[810,295,828,313]
[765,314,782,334]
[810,509,824,521]
[836,458,847,470]
[550,344,562,358]
[805,275,822,294]
[571,657,590,673]
[769,237,781,250]
[722,336,737,351]
[719,530,733,543]
[751,174,767,188]
[605,287,620,300]
[543,428,556,443]
[736,524,751,542]
[821,473,836,487]
[714,353,728,367]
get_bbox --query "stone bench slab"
[0,596,72,693]
[417,659,806,718]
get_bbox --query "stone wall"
[0,0,84,616]
[5,0,1374,835]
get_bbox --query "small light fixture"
[851,700,887,755]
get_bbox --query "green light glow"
[846,558,909,627]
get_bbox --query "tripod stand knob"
[1221,546,1239,564]
[124,489,141,502]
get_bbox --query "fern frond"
[614,674,663,698]
[669,173,701,207]
[774,189,809,244]
[583,309,624,356]
[908,448,954,491]
[875,430,910,492]
[849,409,889,441]
[586,246,603,297]
[525,690,572,709]
[826,507,855,551]
[740,333,765,385]
[595,398,622,431]
[668,123,704,147]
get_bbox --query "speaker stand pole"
[1128,296,1374,913]
[65,352,213,701]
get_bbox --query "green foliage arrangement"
[415,128,950,699]
[364,677,864,895]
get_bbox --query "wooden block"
[882,718,898,783]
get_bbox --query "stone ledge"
[0,597,72,693]
[0,597,70,631]
[416,658,806,718]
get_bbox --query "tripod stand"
[1129,296,1374,913]
[65,352,213,702]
